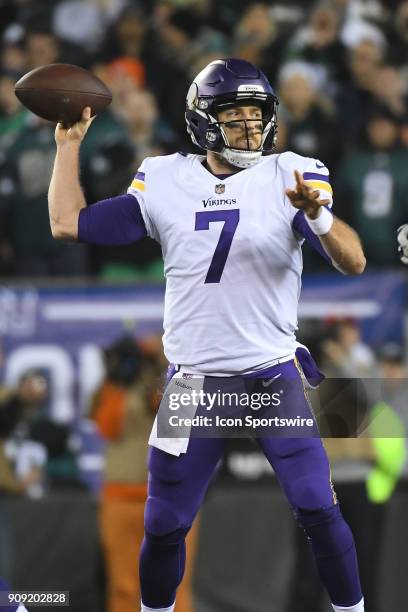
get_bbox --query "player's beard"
[213,121,264,169]
[236,134,262,150]
[225,126,262,152]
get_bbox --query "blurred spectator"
[0,375,46,497]
[0,69,28,150]
[99,5,148,63]
[232,3,286,85]
[91,336,195,612]
[19,15,92,67]
[0,1,407,281]
[91,336,154,612]
[0,1,18,39]
[287,331,405,612]
[387,1,408,68]
[0,370,84,495]
[377,342,408,438]
[145,6,227,136]
[115,87,176,164]
[335,39,384,147]
[98,55,147,148]
[24,29,59,69]
[78,94,164,280]
[370,64,408,120]
[80,103,134,203]
[104,56,146,99]
[277,61,340,171]
[342,0,386,24]
[0,115,87,276]
[1,42,26,75]
[96,5,190,140]
[335,107,408,265]
[52,0,129,56]
[287,423,404,612]
[157,6,228,76]
[0,69,26,275]
[285,4,348,87]
[340,10,387,51]
[207,0,253,35]
[320,318,377,378]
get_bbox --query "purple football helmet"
[185,58,278,168]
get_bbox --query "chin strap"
[221,147,263,169]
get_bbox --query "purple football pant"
[140,361,363,609]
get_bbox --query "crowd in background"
[0,331,199,610]
[1,1,408,610]
[1,319,407,611]
[1,0,408,277]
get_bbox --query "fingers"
[55,107,95,145]
[294,169,303,188]
[286,170,331,210]
[285,187,320,201]
[81,106,92,121]
[56,107,92,132]
[293,170,315,196]
[72,106,95,138]
[295,170,314,195]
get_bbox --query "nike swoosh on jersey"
[316,162,326,168]
[262,373,282,387]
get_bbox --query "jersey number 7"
[195,209,240,283]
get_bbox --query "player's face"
[217,105,263,150]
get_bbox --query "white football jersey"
[127,152,333,375]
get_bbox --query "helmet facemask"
[215,101,275,168]
[186,88,279,169]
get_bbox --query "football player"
[48,59,366,612]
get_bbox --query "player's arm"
[49,107,148,245]
[286,170,366,275]
[48,107,94,240]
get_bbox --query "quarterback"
[49,59,366,612]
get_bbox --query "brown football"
[14,63,112,125]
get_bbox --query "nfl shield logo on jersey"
[215,184,225,194]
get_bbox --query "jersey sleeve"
[78,194,147,245]
[279,152,333,219]
[279,152,334,263]
[292,208,332,263]
[127,158,159,241]
[294,157,333,259]
[301,161,333,207]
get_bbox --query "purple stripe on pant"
[140,360,363,609]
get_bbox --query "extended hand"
[285,170,331,219]
[55,106,95,146]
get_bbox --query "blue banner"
[0,271,405,425]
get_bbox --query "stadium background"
[1,0,408,611]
